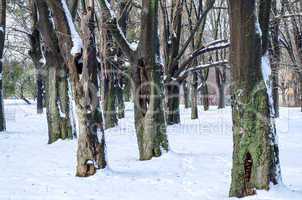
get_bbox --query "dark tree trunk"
[36,0,73,144]
[166,83,180,125]
[183,79,191,108]
[200,69,209,111]
[163,0,183,125]
[191,72,198,119]
[100,0,118,129]
[29,1,44,114]
[0,0,6,131]
[215,67,226,109]
[269,0,280,117]
[229,0,281,197]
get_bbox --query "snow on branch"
[61,0,83,56]
[170,60,229,82]
[98,0,137,60]
[164,40,229,82]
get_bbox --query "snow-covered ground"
[0,100,301,200]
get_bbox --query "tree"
[28,0,44,114]
[0,0,6,131]
[46,0,106,176]
[229,0,281,197]
[99,0,169,160]
[35,0,74,144]
[100,0,118,129]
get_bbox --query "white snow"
[261,52,275,116]
[0,101,302,200]
[61,0,83,56]
[0,26,4,32]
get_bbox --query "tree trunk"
[116,75,125,118]
[100,0,118,129]
[0,0,6,131]
[133,0,169,160]
[45,0,106,176]
[200,69,209,111]
[166,83,180,125]
[76,0,107,176]
[35,0,73,144]
[229,0,281,197]
[215,67,226,109]
[270,0,280,117]
[191,72,198,119]
[98,0,169,160]
[29,1,44,114]
[183,79,190,108]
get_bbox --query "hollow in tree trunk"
[229,0,281,197]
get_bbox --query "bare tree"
[229,0,281,197]
[0,0,6,131]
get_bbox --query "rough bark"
[28,4,44,114]
[133,0,169,160]
[0,0,6,131]
[162,0,183,125]
[229,0,281,197]
[98,0,169,160]
[100,0,118,129]
[35,0,73,144]
[46,0,106,176]
[269,0,280,117]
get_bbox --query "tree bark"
[100,0,118,129]
[200,69,209,111]
[0,0,6,131]
[98,0,169,160]
[35,0,73,144]
[269,0,280,117]
[183,79,191,108]
[46,0,106,176]
[191,72,198,119]
[215,67,226,109]
[229,0,281,197]
[133,0,169,160]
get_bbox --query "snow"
[0,26,3,32]
[61,0,83,56]
[261,52,275,116]
[0,100,302,200]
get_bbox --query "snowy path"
[0,100,301,200]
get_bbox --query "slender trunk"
[183,79,190,108]
[270,0,280,117]
[101,0,118,129]
[0,0,6,131]
[215,67,226,109]
[29,2,44,114]
[36,72,44,113]
[191,72,198,119]
[201,82,209,111]
[229,0,281,197]
[116,76,125,118]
